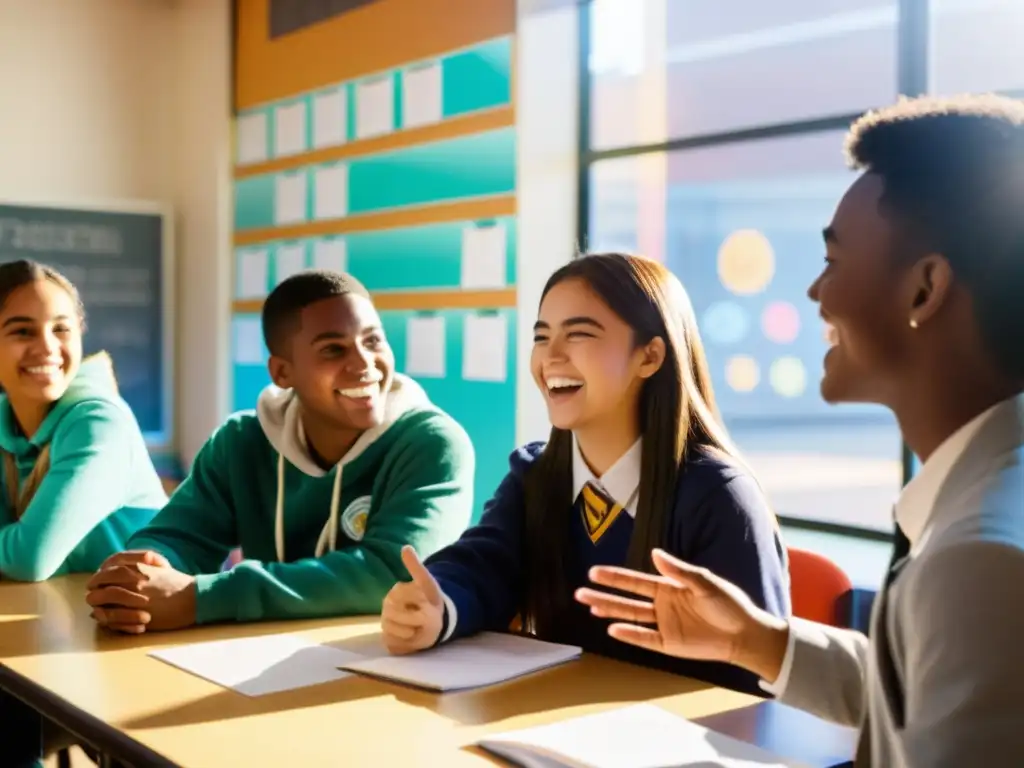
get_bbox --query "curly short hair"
[844,94,1024,379]
[261,269,370,357]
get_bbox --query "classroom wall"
[514,0,580,446]
[0,0,233,468]
[231,0,517,519]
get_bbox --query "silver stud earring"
[909,318,919,329]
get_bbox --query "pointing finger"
[400,545,442,606]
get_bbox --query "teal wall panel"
[442,36,513,117]
[234,128,515,230]
[346,128,516,214]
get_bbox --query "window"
[929,0,1024,95]
[589,0,897,150]
[588,133,903,532]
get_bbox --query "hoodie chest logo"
[341,495,372,541]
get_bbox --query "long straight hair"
[521,253,746,637]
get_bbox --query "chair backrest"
[787,546,853,627]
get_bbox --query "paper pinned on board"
[274,172,308,226]
[313,237,348,274]
[314,163,349,221]
[405,315,446,378]
[237,248,269,299]
[476,703,810,768]
[356,75,394,139]
[312,87,348,149]
[274,100,307,158]
[233,317,265,365]
[236,111,268,165]
[460,221,507,289]
[275,243,307,285]
[462,313,507,382]
[402,61,443,129]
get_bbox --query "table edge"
[0,662,180,768]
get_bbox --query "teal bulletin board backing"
[234,128,516,230]
[231,308,517,523]
[235,215,516,297]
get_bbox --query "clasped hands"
[86,550,197,634]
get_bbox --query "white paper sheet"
[314,163,349,221]
[460,222,507,289]
[356,76,394,139]
[313,237,348,274]
[340,632,580,692]
[274,100,307,157]
[462,313,507,382]
[402,61,443,129]
[478,704,808,768]
[275,243,307,284]
[312,87,348,149]
[274,172,307,225]
[236,111,268,165]
[237,248,269,299]
[405,315,446,378]
[233,318,265,365]
[150,634,374,697]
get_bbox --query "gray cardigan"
[776,394,1024,766]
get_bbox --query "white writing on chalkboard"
[0,218,123,256]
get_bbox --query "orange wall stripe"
[235,0,516,109]
[233,195,516,246]
[232,288,517,314]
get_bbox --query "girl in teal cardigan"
[0,259,166,580]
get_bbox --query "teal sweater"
[128,374,475,624]
[0,356,167,581]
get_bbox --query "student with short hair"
[0,259,166,767]
[86,270,475,633]
[381,253,789,696]
[576,95,1024,765]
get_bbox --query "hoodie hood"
[255,372,431,477]
[0,352,120,454]
[254,373,433,563]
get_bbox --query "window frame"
[576,0,936,542]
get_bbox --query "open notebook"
[476,704,810,768]
[340,632,582,692]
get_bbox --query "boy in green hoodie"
[85,270,475,632]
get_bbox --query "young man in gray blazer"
[576,93,1024,767]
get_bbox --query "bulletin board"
[231,0,517,521]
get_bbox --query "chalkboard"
[269,0,382,38]
[0,201,173,447]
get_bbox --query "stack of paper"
[341,632,581,692]
[476,704,809,768]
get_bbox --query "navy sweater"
[425,441,791,696]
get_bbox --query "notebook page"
[341,632,581,691]
[477,703,809,768]
[150,633,378,697]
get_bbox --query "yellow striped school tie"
[580,481,625,544]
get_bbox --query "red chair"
[787,547,853,627]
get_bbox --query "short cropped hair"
[261,269,370,357]
[844,93,1024,379]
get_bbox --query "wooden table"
[0,576,856,767]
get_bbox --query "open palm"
[575,548,758,665]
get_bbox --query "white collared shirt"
[439,436,643,642]
[762,397,1007,696]
[572,436,642,516]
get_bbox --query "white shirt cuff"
[758,623,796,696]
[440,590,458,643]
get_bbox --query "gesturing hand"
[380,546,444,655]
[575,548,788,679]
